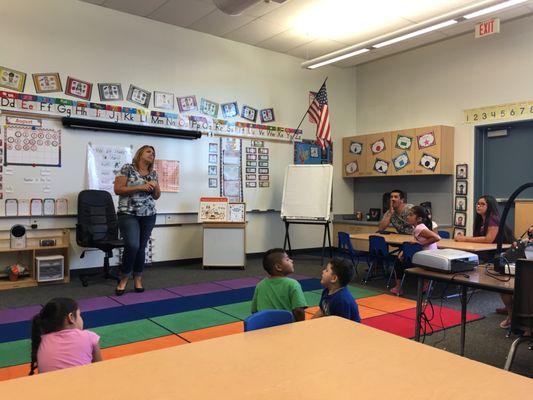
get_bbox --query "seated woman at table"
[390,206,441,295]
[455,195,515,328]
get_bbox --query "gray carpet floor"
[1,253,531,378]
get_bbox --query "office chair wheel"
[81,277,89,287]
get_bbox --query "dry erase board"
[0,116,293,214]
[281,164,333,221]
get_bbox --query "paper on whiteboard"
[18,199,30,216]
[87,144,132,193]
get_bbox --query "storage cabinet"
[0,229,70,291]
[342,125,454,177]
[202,222,246,269]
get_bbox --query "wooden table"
[406,266,514,356]
[350,233,510,252]
[0,317,530,399]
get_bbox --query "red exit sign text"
[475,18,500,38]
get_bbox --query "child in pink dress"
[390,206,441,295]
[30,297,102,375]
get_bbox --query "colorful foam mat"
[0,277,483,381]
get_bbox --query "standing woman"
[114,145,160,295]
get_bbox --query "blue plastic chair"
[337,232,365,279]
[438,230,451,239]
[244,310,294,332]
[387,242,423,293]
[363,235,393,284]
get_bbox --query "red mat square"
[395,305,483,329]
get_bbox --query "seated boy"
[313,258,361,322]
[251,248,307,322]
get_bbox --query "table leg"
[460,285,467,356]
[414,277,423,342]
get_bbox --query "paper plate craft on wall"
[154,91,175,110]
[349,141,362,154]
[370,139,386,155]
[454,211,467,227]
[345,161,358,174]
[395,135,413,150]
[456,163,468,179]
[98,83,122,101]
[200,98,219,117]
[221,102,239,118]
[66,77,92,100]
[392,152,410,171]
[33,73,62,94]
[177,95,197,112]
[127,85,151,108]
[455,195,467,211]
[456,180,468,195]
[419,153,439,171]
[373,158,389,174]
[260,108,275,123]
[0,66,26,92]
[417,131,436,149]
[241,105,258,122]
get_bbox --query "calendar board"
[4,121,61,166]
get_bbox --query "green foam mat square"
[304,291,323,306]
[152,308,240,334]
[213,301,253,320]
[0,339,30,367]
[346,285,382,299]
[92,319,171,348]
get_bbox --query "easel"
[283,218,332,266]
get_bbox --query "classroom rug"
[0,277,483,381]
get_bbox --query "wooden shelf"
[0,276,38,290]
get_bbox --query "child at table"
[251,248,307,322]
[313,257,361,322]
[390,205,441,295]
[30,297,102,375]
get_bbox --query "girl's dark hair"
[410,205,432,231]
[473,195,514,242]
[29,298,78,376]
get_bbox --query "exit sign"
[475,18,500,38]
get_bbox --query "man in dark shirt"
[378,189,413,234]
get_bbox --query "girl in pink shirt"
[30,298,102,375]
[390,206,441,295]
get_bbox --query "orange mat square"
[179,321,244,343]
[101,335,187,360]
[358,294,416,313]
[359,305,388,319]
[0,363,30,382]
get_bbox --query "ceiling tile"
[334,50,385,68]
[189,9,255,35]
[395,0,480,23]
[330,17,412,45]
[81,0,107,5]
[103,0,168,17]
[241,1,284,17]
[147,0,217,26]
[257,29,314,53]
[224,19,287,45]
[375,31,448,56]
[286,38,347,60]
[260,0,322,29]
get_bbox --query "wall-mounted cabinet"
[343,125,454,178]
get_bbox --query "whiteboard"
[0,116,294,215]
[281,164,333,221]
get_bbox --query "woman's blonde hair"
[132,145,155,172]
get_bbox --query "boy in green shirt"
[251,248,308,321]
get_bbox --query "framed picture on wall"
[455,196,467,211]
[456,163,468,179]
[456,180,468,195]
[33,73,62,93]
[177,95,197,112]
[65,76,92,100]
[98,83,123,101]
[454,212,467,227]
[241,105,257,122]
[154,91,175,110]
[453,227,466,238]
[259,108,275,123]
[0,66,26,92]
[221,102,239,118]
[127,84,151,108]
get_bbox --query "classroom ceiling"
[80,0,533,67]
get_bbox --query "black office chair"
[76,190,124,287]
[504,258,533,371]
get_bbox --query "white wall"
[355,14,533,233]
[0,0,356,267]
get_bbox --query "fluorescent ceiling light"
[307,48,370,69]
[463,0,527,19]
[373,19,457,48]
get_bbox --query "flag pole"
[293,77,328,133]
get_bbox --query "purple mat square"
[213,277,261,289]
[77,296,122,312]
[166,282,229,296]
[0,304,42,324]
[110,288,180,305]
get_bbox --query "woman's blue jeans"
[117,213,156,277]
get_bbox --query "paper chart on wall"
[87,144,132,193]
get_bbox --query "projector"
[412,249,478,273]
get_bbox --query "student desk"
[349,233,510,252]
[406,266,514,356]
[1,317,531,399]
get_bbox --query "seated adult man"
[378,189,414,235]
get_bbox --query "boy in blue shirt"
[313,257,361,322]
[251,248,308,321]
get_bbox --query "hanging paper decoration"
[349,141,362,154]
[419,153,439,171]
[371,139,386,155]
[395,135,412,150]
[392,152,410,171]
[373,158,389,174]
[417,131,436,149]
[221,102,239,118]
[345,161,358,174]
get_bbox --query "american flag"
[308,82,330,148]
